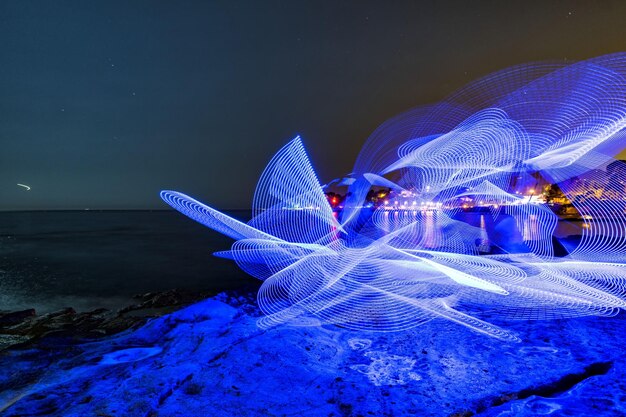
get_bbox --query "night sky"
[3,0,626,210]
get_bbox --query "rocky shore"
[0,288,259,351]
[1,291,625,416]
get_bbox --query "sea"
[0,209,594,314]
[0,210,256,314]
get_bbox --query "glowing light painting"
[162,54,626,341]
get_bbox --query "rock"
[97,315,147,335]
[0,309,36,327]
[2,308,77,340]
[0,334,30,351]
[133,292,156,301]
[0,297,625,416]
[0,289,223,351]
[118,289,216,314]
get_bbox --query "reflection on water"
[423,210,438,249]
[555,219,587,238]
[478,214,490,252]
[370,209,599,255]
[522,214,539,241]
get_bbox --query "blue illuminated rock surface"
[0,296,624,416]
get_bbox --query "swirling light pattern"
[162,53,626,342]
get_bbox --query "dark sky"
[2,0,626,210]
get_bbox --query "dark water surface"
[0,210,256,313]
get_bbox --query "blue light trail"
[162,53,626,341]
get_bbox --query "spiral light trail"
[162,53,626,341]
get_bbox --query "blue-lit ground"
[1,295,624,416]
[6,53,626,416]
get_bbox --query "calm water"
[0,209,595,314]
[0,210,256,313]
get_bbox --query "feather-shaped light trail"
[17,183,31,191]
[161,53,626,341]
